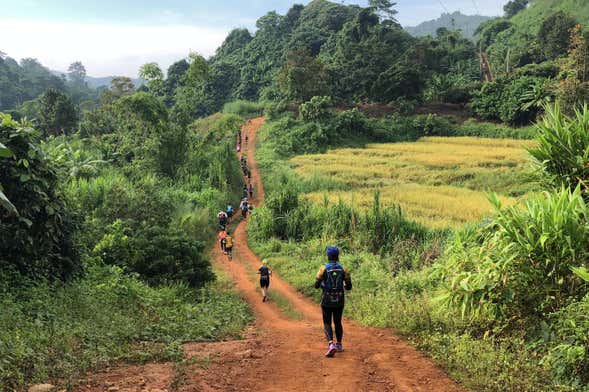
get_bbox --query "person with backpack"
[242,185,249,199]
[248,183,254,199]
[217,210,228,230]
[314,246,352,358]
[257,259,272,302]
[226,203,234,222]
[224,231,234,260]
[240,200,249,219]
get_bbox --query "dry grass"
[290,137,536,228]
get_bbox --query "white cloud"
[0,19,230,77]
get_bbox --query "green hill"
[405,11,491,39]
[510,0,589,34]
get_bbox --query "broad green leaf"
[0,189,17,215]
[571,266,589,283]
[0,143,13,158]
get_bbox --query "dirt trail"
[79,118,464,392]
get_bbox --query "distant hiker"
[240,200,249,219]
[237,130,242,144]
[237,143,241,153]
[248,183,254,198]
[247,169,252,181]
[258,259,272,302]
[218,210,228,230]
[243,185,249,198]
[226,203,234,221]
[314,246,352,357]
[218,230,227,253]
[225,231,234,260]
[245,134,249,147]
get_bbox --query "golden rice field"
[290,137,537,229]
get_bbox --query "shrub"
[299,96,332,122]
[437,188,589,322]
[455,119,536,139]
[543,295,589,389]
[0,114,80,280]
[529,104,589,195]
[499,76,545,125]
[471,81,505,121]
[331,108,372,139]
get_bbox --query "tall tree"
[278,50,329,103]
[67,61,87,85]
[101,77,135,103]
[368,0,398,23]
[503,0,528,19]
[139,62,165,97]
[38,88,77,135]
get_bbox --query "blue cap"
[326,246,339,258]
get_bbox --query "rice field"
[290,137,537,229]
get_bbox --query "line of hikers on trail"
[236,121,250,153]
[224,122,354,358]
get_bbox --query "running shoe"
[335,343,343,352]
[325,343,337,358]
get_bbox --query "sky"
[0,0,509,77]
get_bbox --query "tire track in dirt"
[77,117,465,392]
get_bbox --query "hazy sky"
[0,0,509,77]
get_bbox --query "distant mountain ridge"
[51,70,141,89]
[405,11,492,39]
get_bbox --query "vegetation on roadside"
[249,103,589,391]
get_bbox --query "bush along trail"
[79,117,463,392]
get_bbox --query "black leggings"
[322,306,343,343]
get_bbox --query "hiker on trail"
[236,143,241,153]
[240,200,249,219]
[237,130,242,145]
[243,185,249,198]
[247,169,252,181]
[314,246,352,358]
[218,210,228,230]
[218,230,227,253]
[245,134,249,147]
[226,203,234,221]
[224,231,234,260]
[248,183,254,199]
[258,259,272,302]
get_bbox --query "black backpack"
[321,263,345,308]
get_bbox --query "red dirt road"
[78,118,464,392]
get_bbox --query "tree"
[139,62,165,96]
[101,76,135,103]
[277,50,329,103]
[369,0,398,23]
[557,25,589,112]
[503,0,528,19]
[184,52,209,87]
[37,88,78,135]
[67,61,87,85]
[538,12,578,59]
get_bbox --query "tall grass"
[222,100,265,118]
